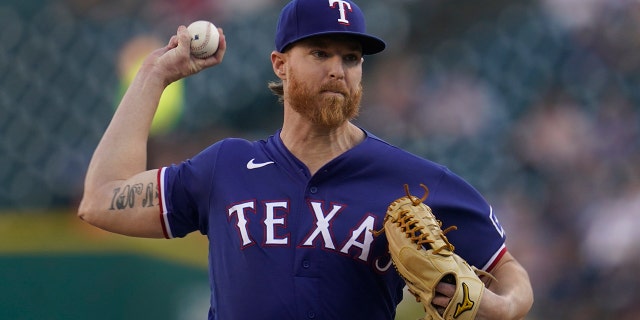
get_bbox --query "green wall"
[0,254,209,320]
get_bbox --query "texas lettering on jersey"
[227,199,381,264]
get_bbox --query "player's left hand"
[431,281,455,315]
[376,184,487,320]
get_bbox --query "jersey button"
[309,186,318,194]
[302,260,311,268]
[307,311,316,319]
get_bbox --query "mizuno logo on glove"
[453,282,475,318]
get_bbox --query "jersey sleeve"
[428,168,507,271]
[158,142,222,239]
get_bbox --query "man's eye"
[345,55,359,62]
[312,51,328,57]
[345,55,361,63]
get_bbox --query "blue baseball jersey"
[158,129,507,320]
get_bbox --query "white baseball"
[187,20,219,58]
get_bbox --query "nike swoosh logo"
[246,158,274,169]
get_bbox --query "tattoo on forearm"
[109,182,158,210]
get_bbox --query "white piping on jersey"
[482,243,506,271]
[159,167,174,239]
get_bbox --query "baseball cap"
[275,0,386,55]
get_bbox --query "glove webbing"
[372,184,457,255]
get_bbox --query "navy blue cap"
[275,0,386,55]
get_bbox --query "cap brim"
[282,31,386,55]
[354,33,386,55]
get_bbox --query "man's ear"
[271,51,286,79]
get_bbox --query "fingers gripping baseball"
[147,25,226,85]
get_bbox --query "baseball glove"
[373,184,490,320]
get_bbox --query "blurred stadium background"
[1,0,640,319]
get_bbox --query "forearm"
[477,252,534,320]
[84,25,221,189]
[85,67,166,189]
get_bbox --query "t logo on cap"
[329,0,353,25]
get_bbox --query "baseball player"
[79,0,533,319]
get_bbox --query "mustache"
[319,82,349,95]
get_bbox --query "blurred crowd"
[2,0,640,318]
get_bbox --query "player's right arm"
[78,25,226,238]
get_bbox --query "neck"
[280,110,364,175]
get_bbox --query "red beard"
[286,71,362,128]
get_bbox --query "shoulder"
[361,131,448,173]
[358,131,485,206]
[191,137,263,160]
[162,137,260,176]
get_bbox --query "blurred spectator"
[416,70,504,139]
[359,53,425,142]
